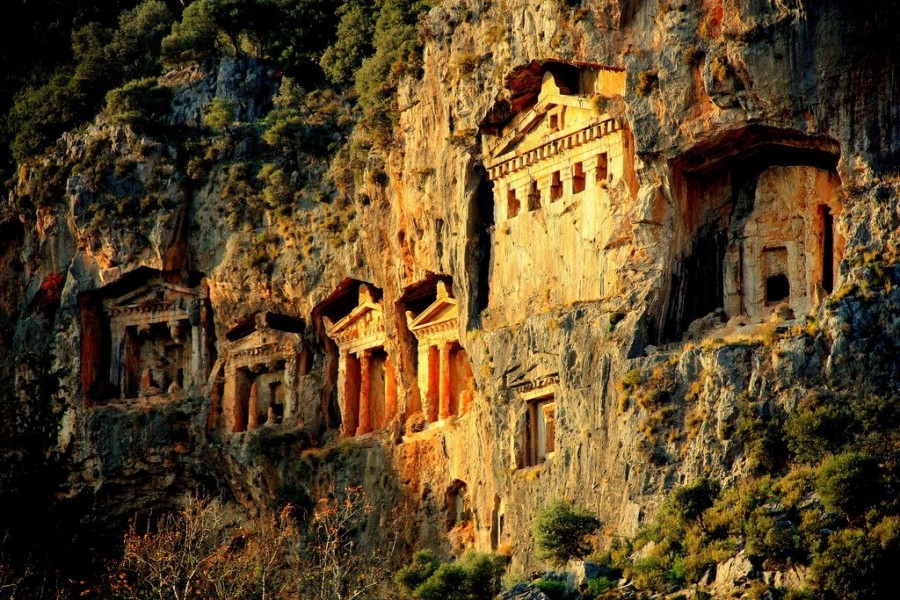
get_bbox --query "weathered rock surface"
[1,0,899,596]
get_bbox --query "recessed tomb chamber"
[404,279,475,426]
[79,268,214,406]
[220,312,308,433]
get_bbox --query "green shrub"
[815,452,882,521]
[808,516,900,599]
[635,70,659,97]
[203,98,236,131]
[105,78,172,128]
[395,549,441,593]
[533,578,566,599]
[665,478,721,529]
[785,402,851,463]
[585,576,617,597]
[534,500,602,566]
[396,550,505,600]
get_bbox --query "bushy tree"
[161,0,220,68]
[785,402,851,463]
[809,516,900,600]
[321,0,378,86]
[534,500,602,566]
[816,452,883,522]
[105,78,173,128]
[396,550,505,600]
[665,477,721,529]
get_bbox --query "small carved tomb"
[406,281,474,424]
[323,283,397,436]
[505,353,558,469]
[222,312,307,433]
[80,269,213,404]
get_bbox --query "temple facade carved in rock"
[405,280,474,425]
[219,312,308,433]
[80,268,214,406]
[479,61,638,325]
[323,282,397,436]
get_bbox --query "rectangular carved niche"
[521,390,555,468]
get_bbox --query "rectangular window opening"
[550,171,562,201]
[528,180,541,211]
[507,189,520,219]
[523,394,555,467]
[596,153,608,184]
[572,162,585,194]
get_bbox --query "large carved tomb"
[221,312,307,433]
[80,268,213,405]
[724,165,844,322]
[323,283,397,436]
[479,61,637,325]
[661,128,845,340]
[405,281,474,425]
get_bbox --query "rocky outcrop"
[1,0,899,594]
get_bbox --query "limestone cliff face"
[2,0,900,583]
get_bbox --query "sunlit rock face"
[2,0,900,583]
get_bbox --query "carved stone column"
[384,356,397,423]
[337,349,355,436]
[357,350,372,435]
[439,342,451,421]
[247,380,259,430]
[110,326,126,397]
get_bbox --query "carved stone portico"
[80,268,213,405]
[220,312,307,433]
[323,283,397,436]
[406,281,475,425]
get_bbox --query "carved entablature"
[223,313,305,373]
[406,281,459,347]
[504,352,560,400]
[323,284,386,355]
[104,282,202,329]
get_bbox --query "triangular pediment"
[504,351,559,390]
[490,94,606,161]
[325,301,383,338]
[408,297,458,331]
[225,327,302,369]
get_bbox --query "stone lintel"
[509,373,561,399]
[226,342,299,372]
